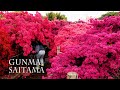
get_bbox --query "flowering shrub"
[43,16,120,79]
[0,11,70,77]
[0,21,14,76]
[0,11,56,56]
[51,19,71,35]
[0,11,54,77]
[48,22,92,58]
[0,11,120,79]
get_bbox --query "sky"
[9,11,118,22]
[28,11,117,22]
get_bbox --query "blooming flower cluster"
[0,11,120,79]
[43,16,120,79]
[0,11,55,77]
[0,21,15,76]
[48,22,92,58]
[0,11,55,56]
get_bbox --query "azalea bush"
[51,19,72,35]
[0,11,120,79]
[43,16,120,79]
[48,22,92,58]
[0,21,15,76]
[0,11,54,77]
[0,11,70,77]
[0,11,57,56]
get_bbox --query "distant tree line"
[98,11,120,20]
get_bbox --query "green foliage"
[98,11,120,20]
[13,11,22,13]
[45,12,67,21]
